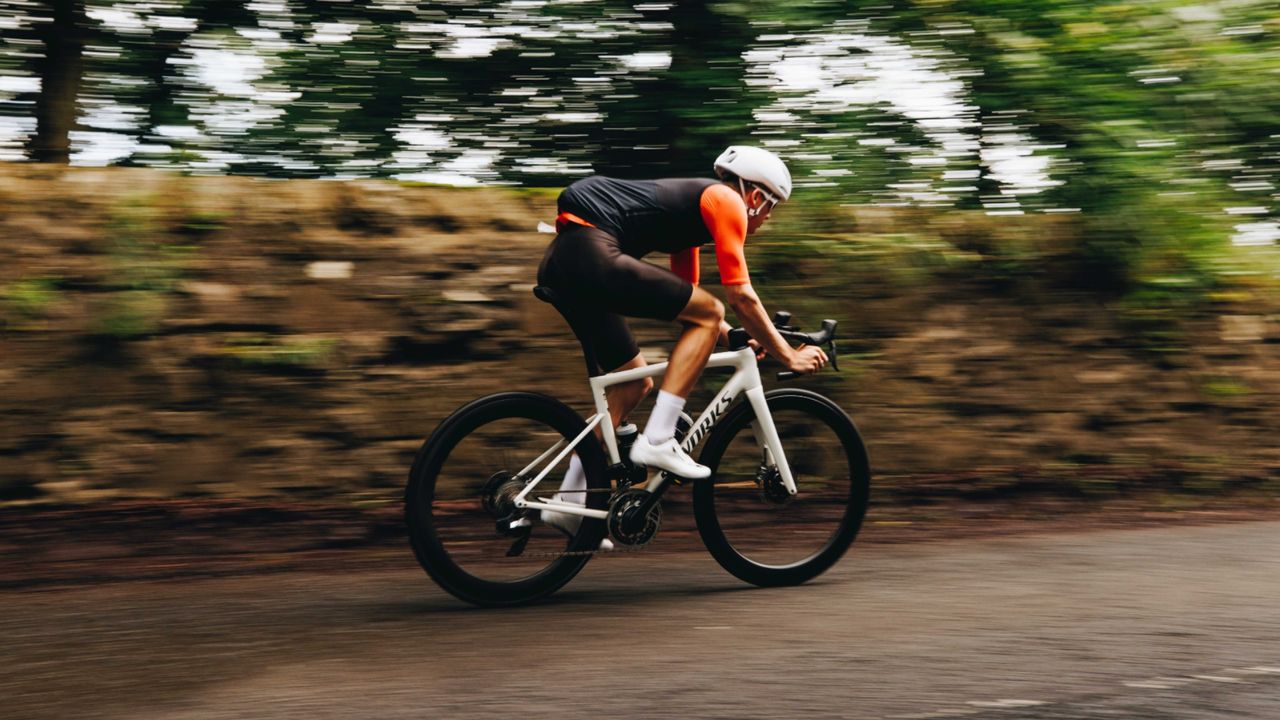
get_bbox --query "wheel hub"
[482,471,523,519]
[757,465,792,506]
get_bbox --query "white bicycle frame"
[512,346,796,521]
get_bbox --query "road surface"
[4,520,1279,719]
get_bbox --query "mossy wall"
[2,165,1278,506]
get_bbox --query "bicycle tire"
[405,392,610,606]
[693,388,870,587]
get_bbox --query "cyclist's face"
[746,188,776,234]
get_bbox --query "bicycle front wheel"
[693,388,870,587]
[405,392,610,606]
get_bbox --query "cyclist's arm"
[699,185,824,372]
[723,283,798,365]
[670,247,699,285]
[700,184,750,287]
[700,184,766,350]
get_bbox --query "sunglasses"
[753,186,779,214]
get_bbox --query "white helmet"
[713,145,792,202]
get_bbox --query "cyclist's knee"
[711,297,726,324]
[633,376,655,402]
[701,298,725,330]
[608,377,651,424]
[613,375,652,398]
[681,289,724,329]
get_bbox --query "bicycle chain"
[522,487,653,559]
[524,542,649,559]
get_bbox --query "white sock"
[644,390,686,445]
[553,454,585,506]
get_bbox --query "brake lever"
[776,337,840,381]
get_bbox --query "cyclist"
[536,146,828,534]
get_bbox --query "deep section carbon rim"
[694,390,870,586]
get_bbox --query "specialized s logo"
[682,392,736,452]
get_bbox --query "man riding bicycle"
[534,146,828,534]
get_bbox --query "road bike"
[405,287,871,606]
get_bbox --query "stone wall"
[1,165,1278,505]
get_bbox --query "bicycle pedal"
[505,526,533,557]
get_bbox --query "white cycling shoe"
[538,508,615,552]
[539,507,579,535]
[629,435,711,479]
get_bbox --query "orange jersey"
[668,182,750,286]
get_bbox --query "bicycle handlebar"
[728,313,840,382]
[777,318,837,347]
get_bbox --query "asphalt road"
[4,520,1279,719]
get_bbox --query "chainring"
[606,489,662,546]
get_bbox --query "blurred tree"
[0,0,1274,295]
[29,0,87,162]
[116,0,258,161]
[228,0,417,177]
[877,0,1280,290]
[595,0,759,178]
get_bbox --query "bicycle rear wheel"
[693,388,870,587]
[405,392,610,606]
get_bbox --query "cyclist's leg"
[662,286,725,398]
[603,352,652,429]
[539,313,648,540]
[540,225,708,475]
[628,287,722,477]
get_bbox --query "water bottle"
[616,422,638,457]
[615,423,646,488]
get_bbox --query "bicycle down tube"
[595,346,796,495]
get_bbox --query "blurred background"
[0,0,1278,569]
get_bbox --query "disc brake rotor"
[757,465,793,506]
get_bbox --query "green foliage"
[0,277,61,329]
[107,199,194,289]
[1200,376,1251,398]
[91,198,195,338]
[1,0,1277,309]
[179,209,228,235]
[217,334,337,369]
[92,290,169,339]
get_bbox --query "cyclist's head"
[714,146,792,220]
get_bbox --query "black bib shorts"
[537,223,694,376]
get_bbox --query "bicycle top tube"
[588,346,756,390]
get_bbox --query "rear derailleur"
[483,471,535,556]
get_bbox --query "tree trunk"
[30,0,87,164]
[598,0,755,178]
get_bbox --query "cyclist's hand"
[748,339,765,361]
[717,320,733,347]
[786,344,828,374]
